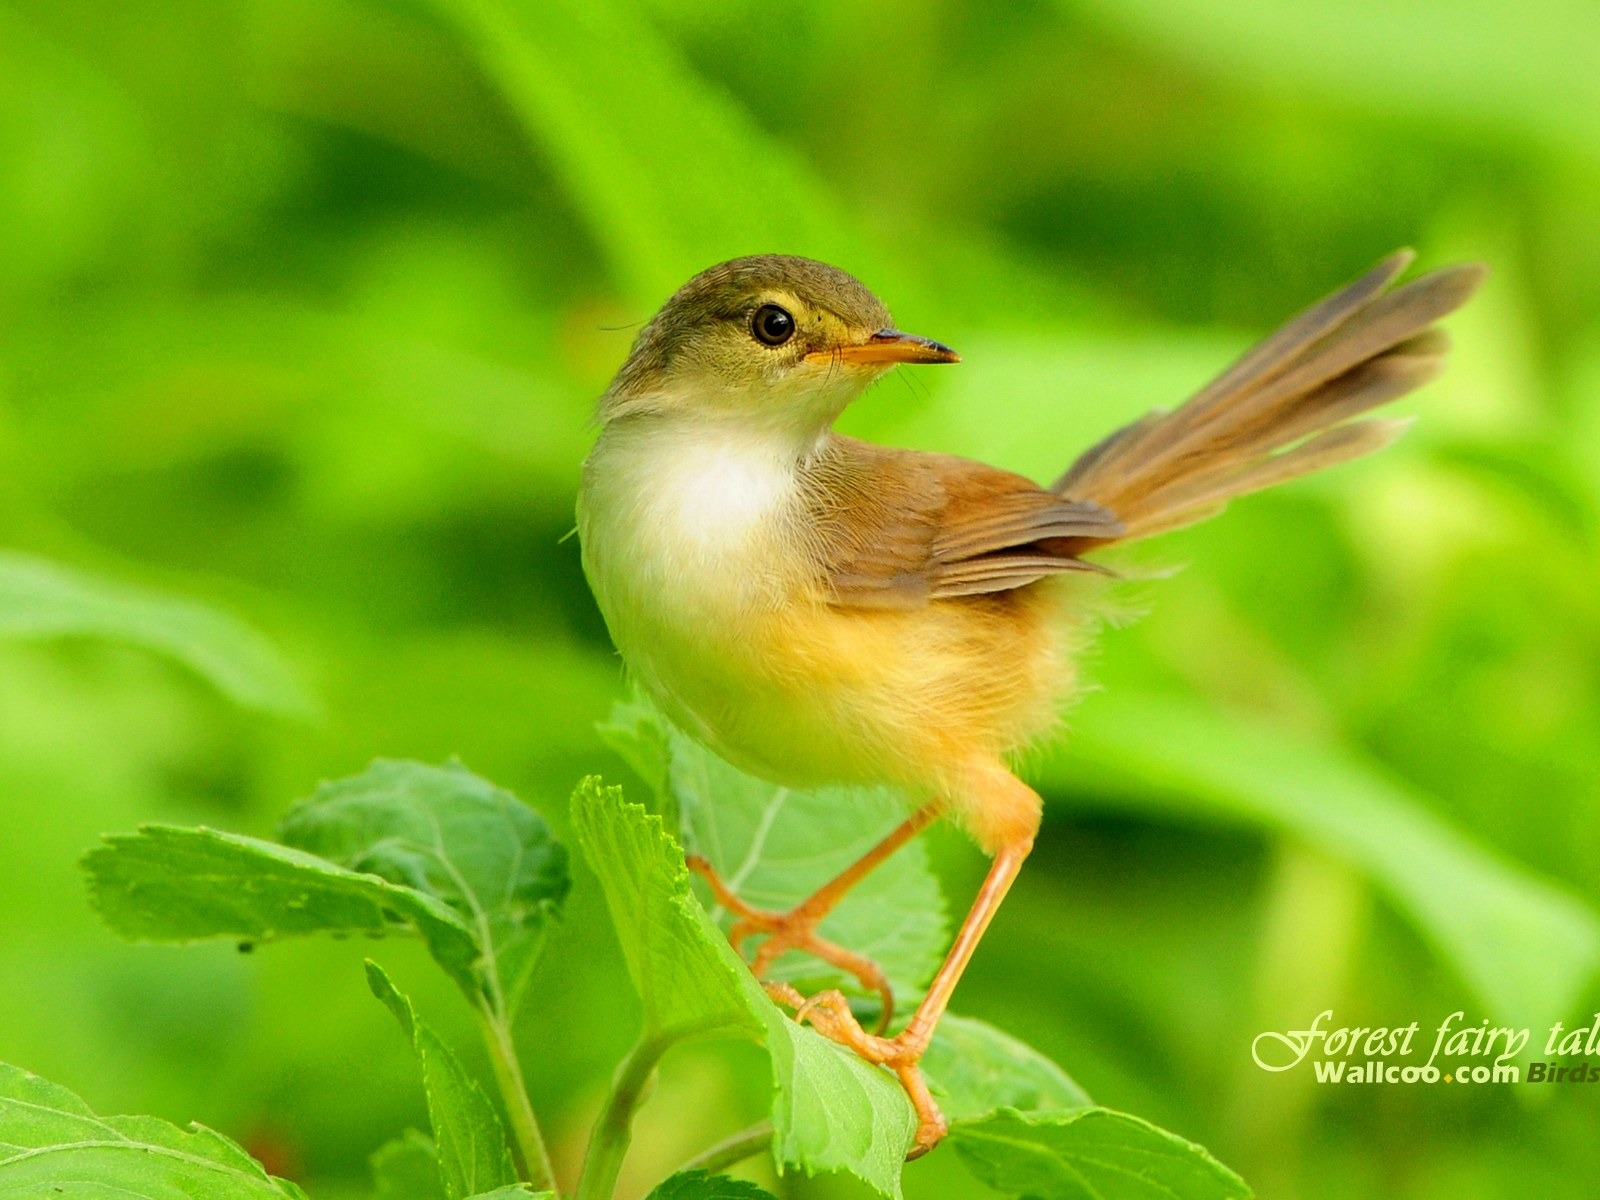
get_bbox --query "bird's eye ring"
[751,304,796,347]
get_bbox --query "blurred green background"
[2,1,1598,1197]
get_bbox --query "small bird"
[577,251,1483,1155]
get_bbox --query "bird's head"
[596,255,958,434]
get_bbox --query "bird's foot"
[766,984,948,1158]
[686,853,896,1031]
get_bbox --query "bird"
[576,250,1484,1156]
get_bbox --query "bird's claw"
[686,853,897,1032]
[768,985,948,1156]
[686,852,944,1154]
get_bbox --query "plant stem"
[675,1121,774,1176]
[478,1002,558,1196]
[575,1034,669,1200]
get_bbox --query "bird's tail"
[1054,250,1486,544]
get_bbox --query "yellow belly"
[654,581,1074,802]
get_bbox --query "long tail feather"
[1053,251,1486,543]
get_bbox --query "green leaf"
[83,760,570,1013]
[0,1060,308,1198]
[570,777,917,1197]
[282,760,571,1015]
[0,549,313,718]
[596,689,675,822]
[84,823,481,982]
[646,1169,778,1200]
[570,776,759,1043]
[600,698,948,1014]
[432,0,858,303]
[949,1108,1251,1200]
[1046,690,1600,1034]
[372,1129,448,1200]
[921,1016,1092,1124]
[759,1013,918,1196]
[366,963,521,1200]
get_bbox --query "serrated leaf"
[570,777,916,1197]
[1048,690,1600,1034]
[83,823,481,984]
[569,777,759,1043]
[646,1169,777,1199]
[0,1060,308,1198]
[600,698,948,1016]
[367,963,520,1200]
[282,760,570,1015]
[0,549,314,718]
[596,690,674,822]
[372,1130,448,1200]
[949,1108,1251,1200]
[759,1012,916,1196]
[83,760,570,1014]
[921,1016,1092,1123]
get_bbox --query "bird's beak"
[811,329,961,365]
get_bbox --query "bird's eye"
[751,304,796,347]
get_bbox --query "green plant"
[7,710,1256,1199]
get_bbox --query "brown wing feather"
[1052,252,1485,544]
[801,436,1122,609]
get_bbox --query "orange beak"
[809,329,961,365]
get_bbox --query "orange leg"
[687,803,939,1031]
[782,833,1034,1157]
[776,764,1043,1158]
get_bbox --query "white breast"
[653,428,793,562]
[579,419,808,644]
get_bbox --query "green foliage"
[1049,691,1600,1035]
[646,1170,778,1200]
[24,762,1247,1199]
[920,1017,1092,1123]
[567,774,762,1044]
[83,822,485,985]
[0,550,313,718]
[569,776,915,1196]
[372,1130,449,1200]
[949,1109,1250,1200]
[366,963,523,1200]
[0,1061,308,1199]
[1083,0,1600,156]
[430,0,858,301]
[284,761,571,1017]
[571,775,1236,1200]
[82,760,571,1014]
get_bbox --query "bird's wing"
[800,436,1123,609]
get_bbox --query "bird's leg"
[774,834,1034,1157]
[773,768,1041,1158]
[686,802,940,1031]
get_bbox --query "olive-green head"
[597,254,958,429]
